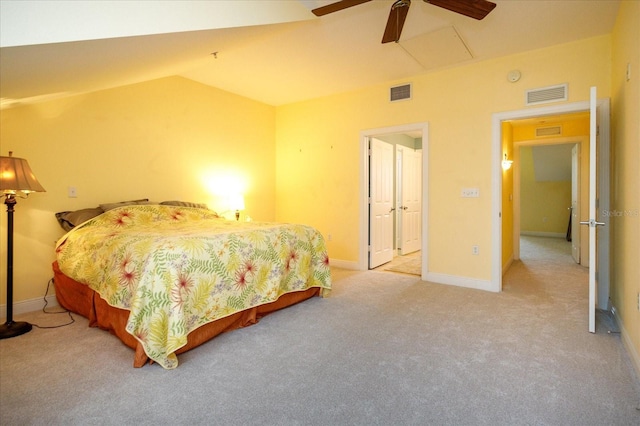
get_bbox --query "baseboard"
[329,258,360,270]
[424,272,498,293]
[520,231,565,238]
[611,305,640,381]
[0,295,59,321]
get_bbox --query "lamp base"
[0,320,33,339]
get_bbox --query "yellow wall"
[276,35,611,281]
[518,146,571,234]
[0,76,276,303]
[501,122,514,270]
[512,117,590,141]
[610,0,640,375]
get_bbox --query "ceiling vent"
[536,126,562,137]
[390,83,412,102]
[526,84,567,106]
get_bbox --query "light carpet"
[384,257,421,276]
[1,237,639,425]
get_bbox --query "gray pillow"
[55,207,104,231]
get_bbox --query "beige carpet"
[384,256,421,275]
[382,251,422,276]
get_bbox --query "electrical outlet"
[68,186,77,198]
[327,234,332,242]
[472,245,479,255]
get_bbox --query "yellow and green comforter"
[55,205,331,369]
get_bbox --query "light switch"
[68,186,77,198]
[461,188,480,198]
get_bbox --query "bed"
[53,203,331,369]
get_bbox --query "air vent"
[390,83,412,102]
[526,84,568,106]
[536,126,562,137]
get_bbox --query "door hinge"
[368,245,372,253]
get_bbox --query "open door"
[400,148,422,255]
[580,86,611,333]
[369,137,394,268]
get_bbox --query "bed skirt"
[52,261,321,368]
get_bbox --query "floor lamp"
[0,152,46,339]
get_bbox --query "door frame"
[492,99,610,293]
[359,122,429,276]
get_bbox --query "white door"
[400,148,422,255]
[570,144,580,263]
[369,138,394,268]
[581,86,611,333]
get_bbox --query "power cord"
[31,278,75,329]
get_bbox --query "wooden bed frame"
[52,261,321,367]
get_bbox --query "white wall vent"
[536,126,562,137]
[526,83,568,106]
[390,83,412,102]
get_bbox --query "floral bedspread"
[55,205,331,369]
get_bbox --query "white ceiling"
[0,0,621,108]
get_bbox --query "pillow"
[55,207,104,232]
[99,198,151,211]
[160,200,208,209]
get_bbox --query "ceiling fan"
[312,0,497,44]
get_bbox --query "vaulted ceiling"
[0,1,621,108]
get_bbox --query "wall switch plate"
[472,245,479,255]
[68,186,77,198]
[461,188,480,198]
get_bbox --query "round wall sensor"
[507,70,521,83]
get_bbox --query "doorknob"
[579,219,606,227]
[400,206,408,210]
[389,207,395,213]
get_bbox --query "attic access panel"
[399,26,472,71]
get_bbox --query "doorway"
[359,122,429,277]
[512,135,589,267]
[369,136,422,270]
[492,96,611,314]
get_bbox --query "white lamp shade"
[0,154,46,194]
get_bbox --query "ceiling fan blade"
[312,0,372,17]
[382,0,412,44]
[424,0,496,20]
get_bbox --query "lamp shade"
[0,152,46,194]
